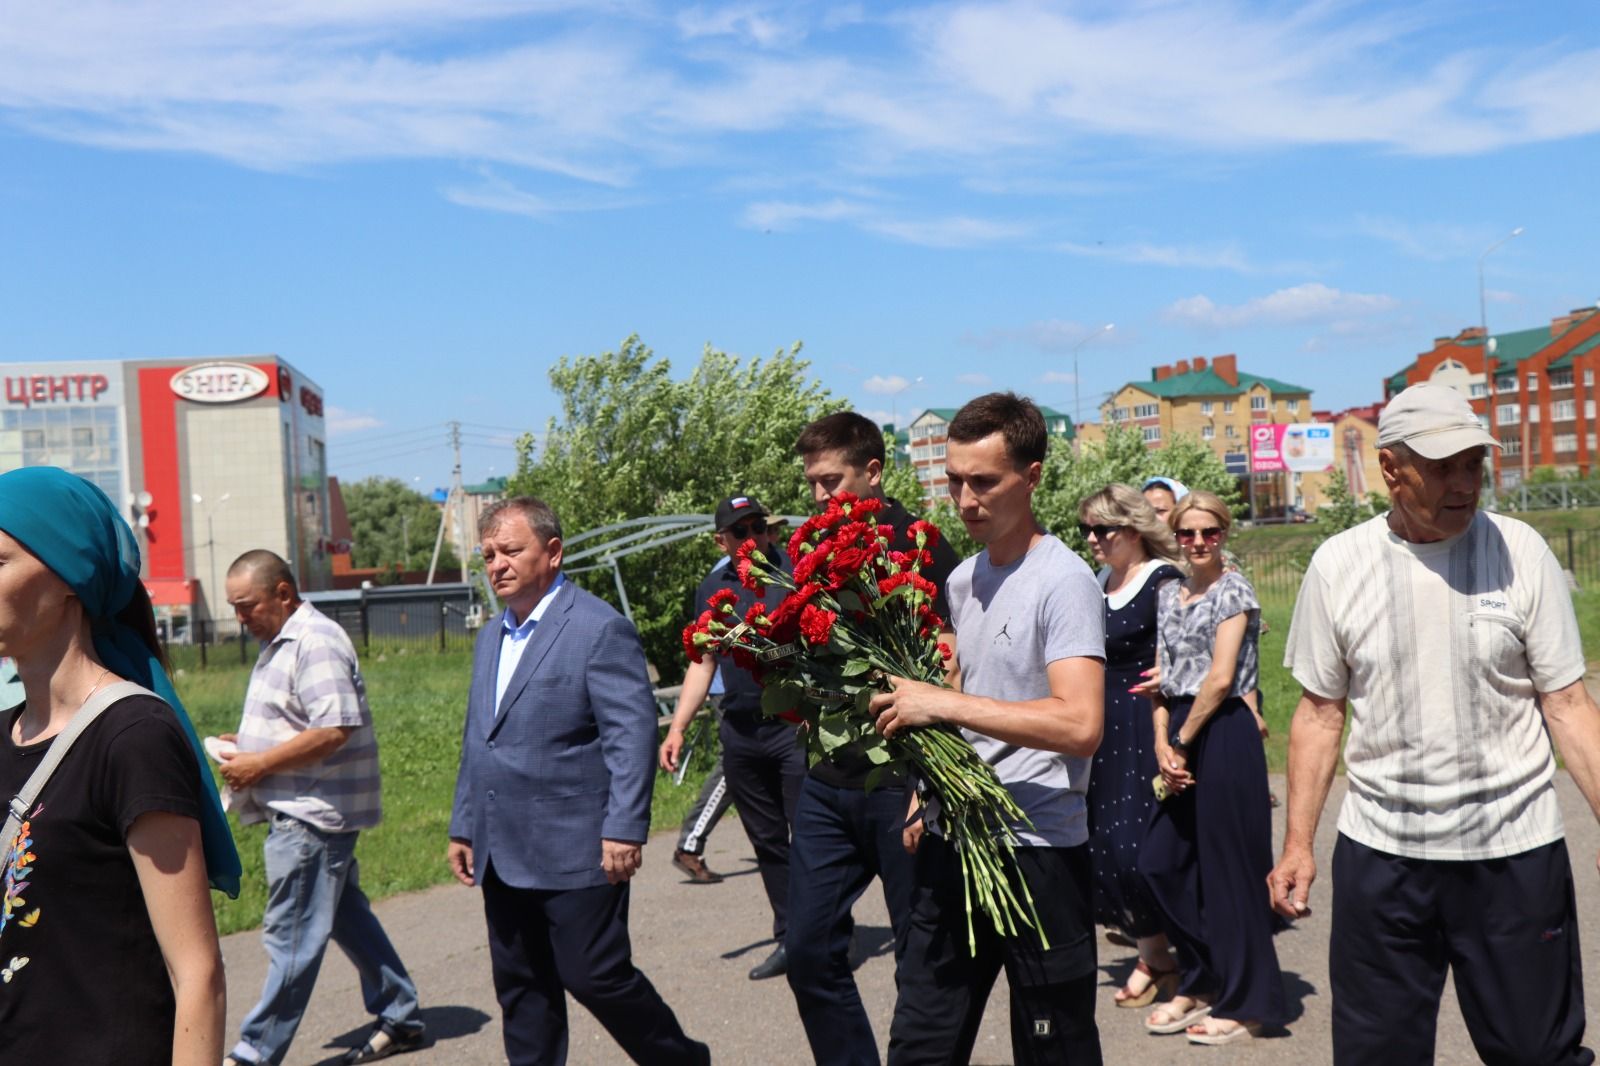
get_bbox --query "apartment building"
[1103,354,1311,463]
[906,405,1073,505]
[1385,306,1600,487]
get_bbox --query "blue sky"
[3,1,1597,489]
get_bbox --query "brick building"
[906,405,1073,505]
[1385,306,1600,488]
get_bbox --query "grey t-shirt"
[947,534,1106,847]
[1157,570,1260,699]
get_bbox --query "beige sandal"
[1186,1018,1261,1045]
[1114,958,1180,1009]
[1146,997,1212,1035]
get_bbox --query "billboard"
[1250,423,1334,474]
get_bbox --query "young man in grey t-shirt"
[871,392,1106,1066]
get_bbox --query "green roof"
[1488,325,1552,366]
[910,408,958,424]
[1548,334,1600,370]
[1131,366,1311,399]
[464,475,508,495]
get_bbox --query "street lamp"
[1071,323,1115,434]
[191,492,230,631]
[1479,227,1523,489]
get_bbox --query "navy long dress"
[1139,571,1286,1026]
[1087,560,1183,938]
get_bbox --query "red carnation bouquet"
[682,494,1043,951]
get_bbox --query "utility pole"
[427,422,465,584]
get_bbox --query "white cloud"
[1038,370,1075,384]
[854,406,896,427]
[325,405,384,435]
[1485,288,1521,305]
[1162,283,1400,329]
[862,374,912,395]
[742,198,1028,248]
[1057,240,1255,274]
[955,372,991,386]
[0,0,1591,197]
[443,170,555,219]
[1353,215,1506,262]
[962,319,1118,354]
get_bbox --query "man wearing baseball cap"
[1269,383,1600,1063]
[661,494,806,981]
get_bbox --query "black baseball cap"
[714,494,769,531]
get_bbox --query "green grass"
[177,651,713,934]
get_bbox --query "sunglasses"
[1175,526,1224,543]
[1077,523,1124,540]
[725,518,768,539]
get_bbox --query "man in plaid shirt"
[218,550,426,1066]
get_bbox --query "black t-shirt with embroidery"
[0,695,204,1064]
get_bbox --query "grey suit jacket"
[448,579,657,891]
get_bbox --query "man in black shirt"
[661,494,806,981]
[786,412,962,1065]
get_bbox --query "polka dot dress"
[1087,562,1183,937]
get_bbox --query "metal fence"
[165,583,484,669]
[1493,481,1600,512]
[1236,526,1600,608]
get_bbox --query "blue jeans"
[233,813,422,1065]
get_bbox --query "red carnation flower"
[828,545,875,584]
[799,604,838,646]
[736,541,767,591]
[767,584,821,639]
[792,547,828,589]
[937,641,953,661]
[743,602,770,630]
[907,520,941,549]
[707,588,740,614]
[681,622,704,663]
[848,496,883,518]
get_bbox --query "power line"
[329,422,447,445]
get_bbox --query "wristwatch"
[1169,732,1191,758]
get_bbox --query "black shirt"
[694,544,791,716]
[0,695,204,1064]
[808,496,963,790]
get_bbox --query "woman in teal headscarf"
[0,467,241,1065]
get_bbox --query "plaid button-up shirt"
[232,601,382,832]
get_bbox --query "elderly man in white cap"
[1268,383,1600,1065]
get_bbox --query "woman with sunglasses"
[1140,490,1284,1046]
[1075,484,1184,1011]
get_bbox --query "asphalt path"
[222,771,1600,1065]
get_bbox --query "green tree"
[1034,422,1242,564]
[506,336,847,679]
[342,477,458,578]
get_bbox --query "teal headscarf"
[0,467,241,897]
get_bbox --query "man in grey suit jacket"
[448,496,708,1066]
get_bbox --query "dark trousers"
[480,863,706,1066]
[1138,696,1285,1024]
[785,775,918,1066]
[720,712,806,939]
[1330,834,1593,1066]
[887,837,1102,1066]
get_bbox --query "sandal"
[1186,1018,1261,1045]
[1146,997,1212,1035]
[1114,958,1179,1009]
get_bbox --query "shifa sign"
[169,361,271,404]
